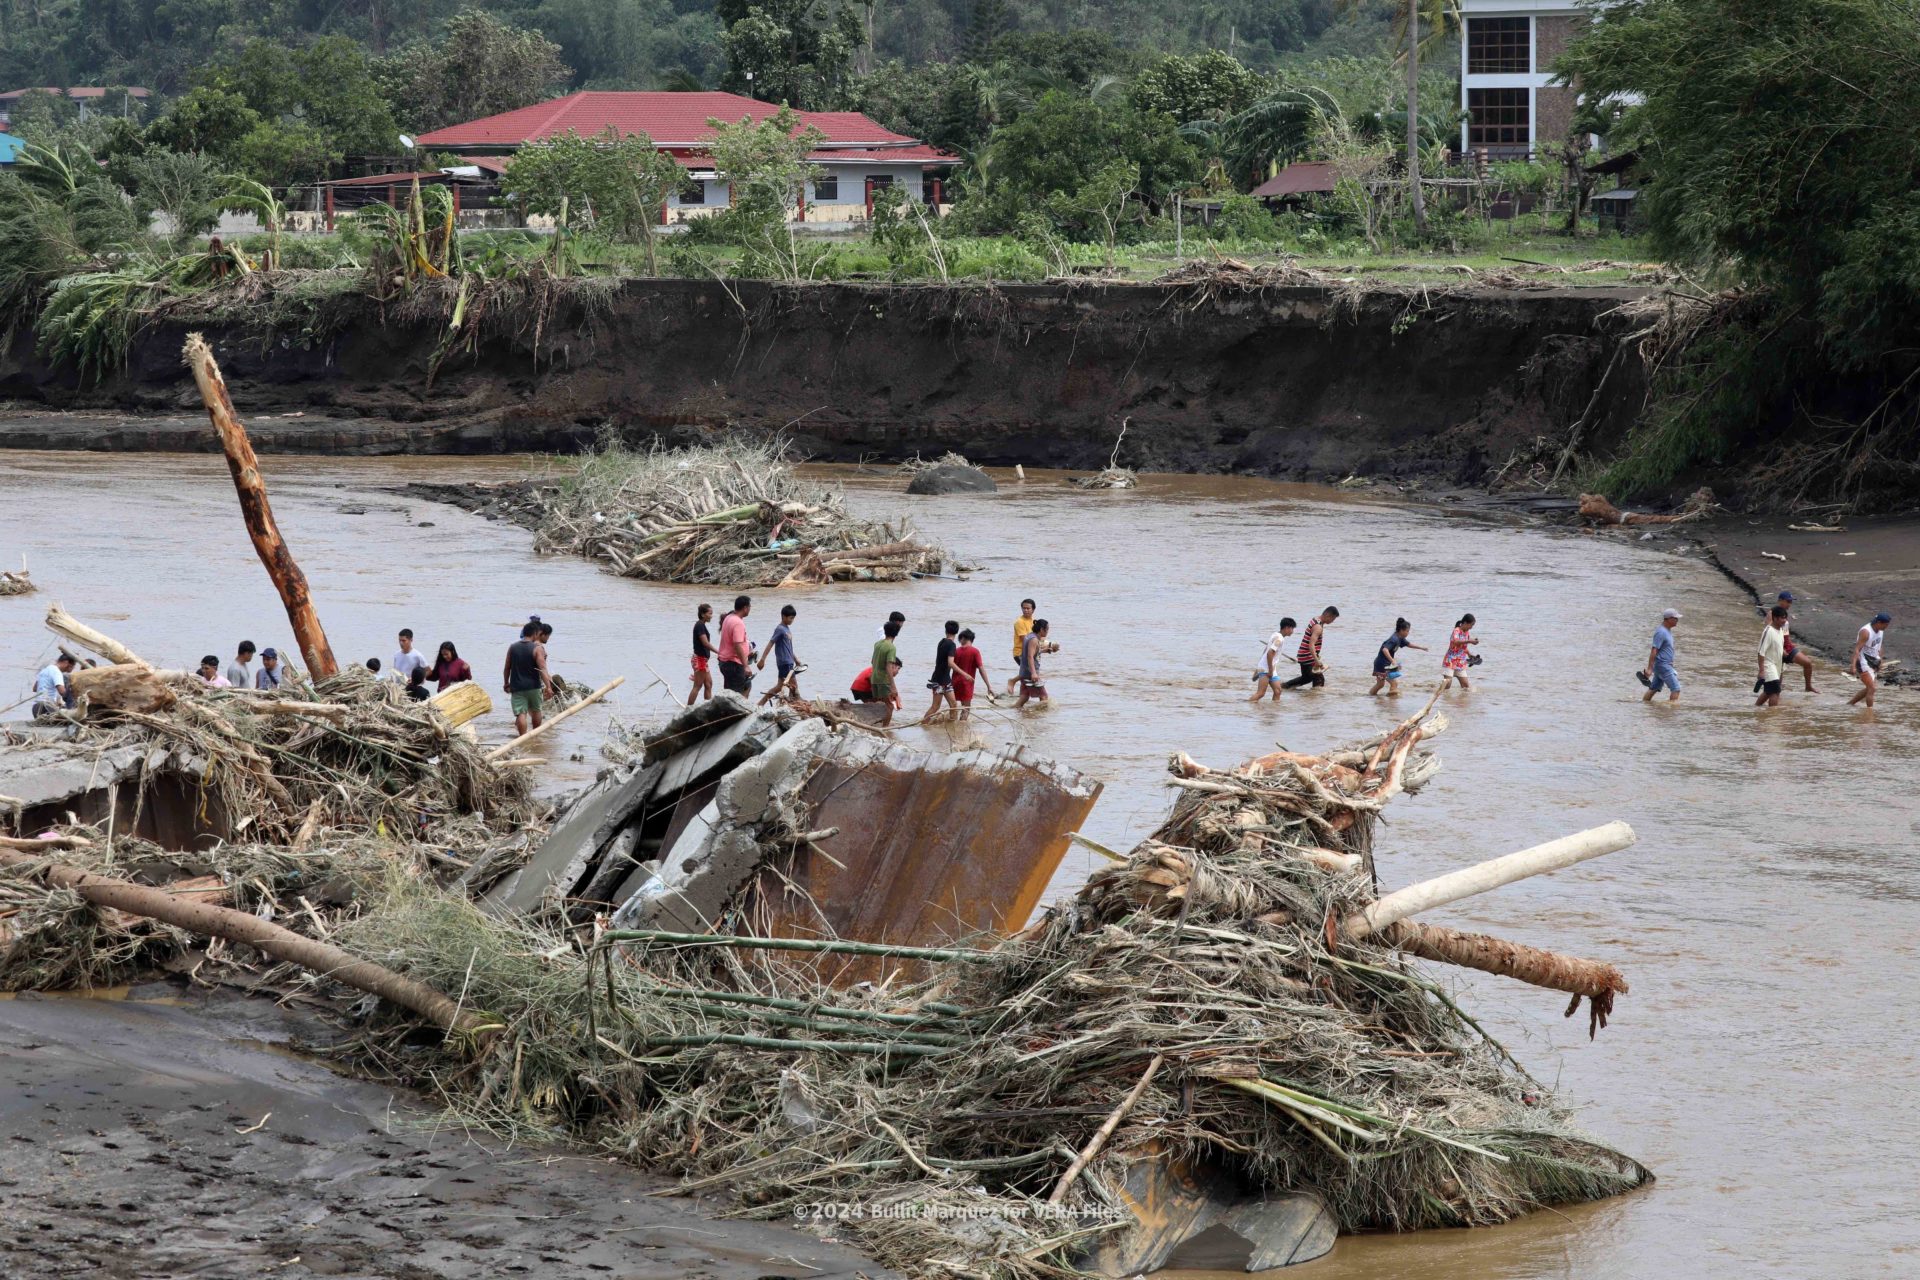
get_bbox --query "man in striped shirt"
[1282,606,1340,689]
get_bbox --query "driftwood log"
[46,604,151,669]
[0,845,486,1037]
[185,334,338,680]
[1380,920,1627,999]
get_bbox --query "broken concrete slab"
[2,737,227,850]
[612,718,830,934]
[1076,1148,1335,1275]
[484,763,660,917]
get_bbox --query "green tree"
[706,106,824,275]
[1560,0,1920,503]
[962,0,1010,63]
[377,10,571,132]
[233,120,339,186]
[1048,157,1136,266]
[144,87,263,168]
[202,36,399,163]
[501,128,686,272]
[959,90,1201,238]
[718,0,863,109]
[119,149,229,249]
[1129,50,1265,124]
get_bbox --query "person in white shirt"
[31,654,75,719]
[1848,612,1892,708]
[1250,617,1295,703]
[390,629,429,685]
[1755,606,1787,707]
[196,655,231,687]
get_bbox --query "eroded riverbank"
[0,279,1646,488]
[2,452,1916,1278]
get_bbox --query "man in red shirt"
[717,595,753,696]
[951,628,989,720]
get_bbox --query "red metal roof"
[0,86,150,100]
[1251,161,1338,198]
[416,91,950,160]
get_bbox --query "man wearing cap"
[1769,591,1818,693]
[255,648,283,690]
[1640,609,1682,702]
[1848,613,1893,708]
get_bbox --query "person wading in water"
[504,621,553,734]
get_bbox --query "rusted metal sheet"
[742,735,1101,981]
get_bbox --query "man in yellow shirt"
[1005,598,1036,696]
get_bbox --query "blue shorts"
[1253,669,1282,683]
[1374,667,1402,680]
[1650,662,1680,693]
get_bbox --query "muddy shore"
[1689,514,1920,664]
[0,984,890,1280]
[0,278,1647,486]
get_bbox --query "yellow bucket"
[429,681,492,728]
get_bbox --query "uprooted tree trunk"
[1380,920,1627,999]
[0,846,486,1038]
[185,333,338,680]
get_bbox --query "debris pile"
[487,696,1100,951]
[1577,486,1718,528]
[0,569,33,597]
[1071,421,1139,490]
[474,437,955,585]
[336,698,1647,1279]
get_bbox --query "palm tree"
[1339,0,1460,235]
[1197,87,1342,190]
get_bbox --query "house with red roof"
[415,91,957,223]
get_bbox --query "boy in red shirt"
[951,628,990,720]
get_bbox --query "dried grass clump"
[515,437,951,585]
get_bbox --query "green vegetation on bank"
[1559,0,1920,511]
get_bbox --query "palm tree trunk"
[1406,0,1428,234]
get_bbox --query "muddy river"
[2,452,1914,1279]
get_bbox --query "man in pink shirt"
[717,594,754,696]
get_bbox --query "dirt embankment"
[0,278,1647,485]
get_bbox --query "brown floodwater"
[2,450,1916,1279]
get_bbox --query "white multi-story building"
[1457,0,1588,159]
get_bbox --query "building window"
[680,179,706,205]
[1467,17,1531,74]
[813,173,838,201]
[866,174,894,192]
[1467,88,1530,153]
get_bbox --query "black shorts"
[851,688,876,703]
[1762,678,1783,696]
[719,660,751,695]
[927,677,953,692]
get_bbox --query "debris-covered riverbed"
[3,451,1919,1278]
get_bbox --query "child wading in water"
[951,628,988,720]
[1441,614,1478,690]
[1251,618,1296,702]
[1368,618,1427,697]
[687,603,715,705]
